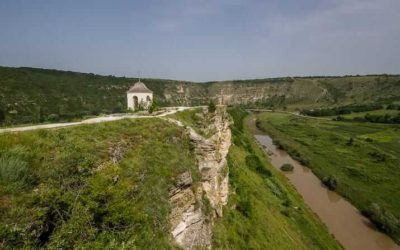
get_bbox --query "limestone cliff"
[162,76,400,108]
[168,107,231,250]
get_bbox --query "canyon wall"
[168,107,231,249]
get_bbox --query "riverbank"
[255,111,400,244]
[250,115,399,249]
[212,108,341,249]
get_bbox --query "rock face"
[162,76,400,107]
[168,107,231,250]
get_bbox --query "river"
[250,118,399,250]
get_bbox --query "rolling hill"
[1,66,399,126]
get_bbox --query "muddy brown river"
[251,119,399,250]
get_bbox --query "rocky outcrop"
[167,106,231,250]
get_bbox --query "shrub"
[0,155,34,191]
[333,115,344,121]
[236,198,252,217]
[281,209,291,217]
[280,163,294,172]
[112,106,123,113]
[365,138,373,142]
[148,104,154,114]
[364,203,400,235]
[47,113,60,122]
[322,175,338,190]
[369,151,386,162]
[346,138,354,146]
[245,154,271,177]
[208,101,216,113]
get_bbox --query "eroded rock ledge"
[167,106,231,250]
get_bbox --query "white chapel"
[127,80,153,111]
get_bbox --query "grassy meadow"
[212,108,341,249]
[256,112,400,242]
[0,118,198,249]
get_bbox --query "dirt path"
[0,107,195,134]
[247,109,331,120]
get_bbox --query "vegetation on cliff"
[256,112,400,243]
[212,108,341,249]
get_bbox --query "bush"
[236,198,252,217]
[346,138,354,146]
[112,106,123,113]
[0,155,34,191]
[280,163,294,172]
[47,113,60,122]
[369,151,386,163]
[245,154,271,177]
[322,175,338,190]
[364,203,400,235]
[208,101,216,113]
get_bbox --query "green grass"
[168,107,216,137]
[212,108,341,249]
[256,112,400,242]
[0,118,198,249]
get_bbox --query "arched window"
[133,96,139,110]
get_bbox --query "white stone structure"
[127,80,153,111]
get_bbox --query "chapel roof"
[127,80,153,93]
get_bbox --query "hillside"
[0,118,199,249]
[1,66,399,126]
[0,108,342,249]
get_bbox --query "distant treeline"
[2,66,400,127]
[334,113,400,124]
[300,104,385,117]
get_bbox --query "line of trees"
[333,113,400,124]
[356,113,400,124]
[301,104,385,117]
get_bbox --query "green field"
[212,108,341,249]
[0,118,198,249]
[256,112,400,242]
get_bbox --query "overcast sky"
[0,0,399,81]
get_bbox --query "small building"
[127,80,153,111]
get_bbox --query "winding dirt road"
[0,107,195,134]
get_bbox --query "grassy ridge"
[0,66,185,126]
[0,118,198,249]
[256,112,400,242]
[212,108,341,249]
[1,66,400,126]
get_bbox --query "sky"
[0,0,399,81]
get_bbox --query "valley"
[0,107,343,249]
[1,66,400,249]
[255,112,400,244]
[251,118,399,249]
